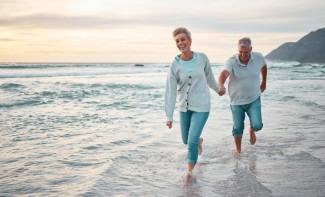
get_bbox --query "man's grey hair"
[238,37,251,47]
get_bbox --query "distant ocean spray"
[0,62,324,196]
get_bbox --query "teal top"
[176,52,197,74]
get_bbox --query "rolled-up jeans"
[180,110,209,164]
[230,97,263,137]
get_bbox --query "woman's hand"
[166,121,173,129]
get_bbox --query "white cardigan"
[164,52,219,121]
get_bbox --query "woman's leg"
[198,138,203,155]
[180,111,193,183]
[187,112,209,167]
[184,112,209,183]
[179,111,192,145]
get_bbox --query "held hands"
[166,121,173,129]
[218,85,227,96]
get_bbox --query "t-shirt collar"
[176,52,197,62]
[235,52,254,66]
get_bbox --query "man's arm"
[218,70,230,96]
[260,65,267,93]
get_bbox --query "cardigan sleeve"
[164,65,178,121]
[204,55,220,94]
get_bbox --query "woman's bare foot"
[249,129,256,145]
[198,138,203,155]
[184,171,192,186]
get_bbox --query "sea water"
[0,62,324,196]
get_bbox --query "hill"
[265,28,325,63]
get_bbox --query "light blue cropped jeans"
[180,110,209,164]
[230,97,263,137]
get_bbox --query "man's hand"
[218,70,230,96]
[260,83,266,93]
[260,65,267,93]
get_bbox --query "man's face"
[238,45,252,63]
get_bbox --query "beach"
[0,62,324,196]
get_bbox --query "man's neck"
[239,56,250,65]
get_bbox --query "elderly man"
[218,37,267,154]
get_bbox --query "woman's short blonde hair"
[172,27,191,39]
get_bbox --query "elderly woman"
[165,27,221,182]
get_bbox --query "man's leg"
[247,97,263,145]
[230,105,245,154]
[249,128,256,145]
[234,136,242,155]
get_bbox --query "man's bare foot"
[233,148,241,156]
[249,129,256,145]
[198,138,203,155]
[234,136,242,156]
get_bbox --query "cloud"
[0,14,129,30]
[1,0,324,32]
[0,38,15,42]
[0,0,324,62]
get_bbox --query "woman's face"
[174,33,191,54]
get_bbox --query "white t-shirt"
[225,52,267,105]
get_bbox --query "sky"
[0,0,324,63]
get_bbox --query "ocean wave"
[268,62,324,69]
[0,83,25,89]
[287,151,323,164]
[3,61,323,79]
[104,83,155,90]
[0,68,167,78]
[303,100,325,110]
[277,95,325,110]
[83,83,156,90]
[41,91,58,96]
[0,63,169,69]
[281,95,296,100]
[0,63,132,69]
[0,82,159,109]
[0,99,44,108]
[62,83,156,92]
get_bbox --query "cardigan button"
[188,83,191,86]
